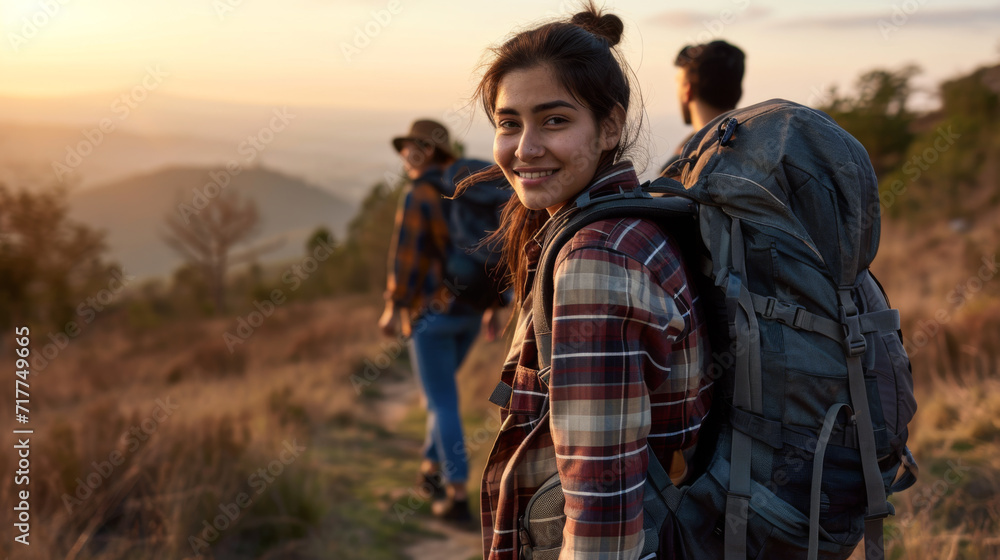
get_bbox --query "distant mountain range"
[0,121,245,193]
[67,165,356,279]
[0,92,502,202]
[0,115,406,204]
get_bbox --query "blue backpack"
[425,158,512,311]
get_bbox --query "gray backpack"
[523,99,918,559]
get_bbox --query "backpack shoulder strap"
[531,179,697,369]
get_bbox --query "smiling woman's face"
[492,64,619,215]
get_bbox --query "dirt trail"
[374,371,483,560]
[404,518,482,560]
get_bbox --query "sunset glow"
[1,0,996,112]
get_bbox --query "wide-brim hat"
[391,119,454,160]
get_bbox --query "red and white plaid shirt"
[480,162,713,559]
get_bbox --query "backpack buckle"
[844,326,867,356]
[864,502,894,521]
[762,297,807,329]
[839,296,868,357]
[792,308,807,329]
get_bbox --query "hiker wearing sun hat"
[381,119,459,329]
[379,118,484,526]
[391,119,456,163]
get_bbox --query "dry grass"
[846,374,1000,560]
[3,206,998,559]
[0,294,439,560]
[859,210,1000,559]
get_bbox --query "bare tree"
[162,190,277,313]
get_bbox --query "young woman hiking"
[462,4,714,558]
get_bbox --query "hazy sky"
[2,0,997,113]
[1,0,998,185]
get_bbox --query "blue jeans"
[408,310,481,484]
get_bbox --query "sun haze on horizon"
[0,0,997,116]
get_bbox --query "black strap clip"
[864,502,894,521]
[839,294,868,357]
[762,296,807,329]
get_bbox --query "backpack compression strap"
[723,218,761,560]
[838,287,892,560]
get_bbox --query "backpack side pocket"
[520,472,565,559]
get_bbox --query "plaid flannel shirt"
[481,162,713,560]
[385,172,453,315]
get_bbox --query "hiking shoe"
[432,497,473,526]
[419,471,447,502]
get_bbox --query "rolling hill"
[67,165,356,279]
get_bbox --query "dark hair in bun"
[472,1,639,163]
[460,1,646,306]
[569,8,624,47]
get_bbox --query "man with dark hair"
[662,40,745,172]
